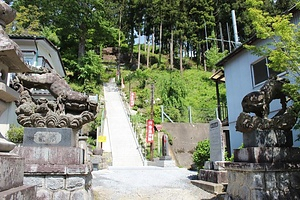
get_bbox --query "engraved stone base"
[147,159,176,167]
[159,155,172,160]
[23,127,76,147]
[156,159,176,167]
[11,146,92,200]
[225,162,300,200]
[11,146,84,165]
[243,129,293,148]
[234,147,300,163]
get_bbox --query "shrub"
[87,137,96,150]
[7,125,24,143]
[192,139,210,169]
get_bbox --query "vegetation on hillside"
[6,0,299,159]
[123,68,226,124]
[7,0,296,87]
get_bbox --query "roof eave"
[216,35,258,67]
[9,35,66,77]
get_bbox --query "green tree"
[6,5,43,35]
[205,45,228,71]
[188,0,215,68]
[158,71,187,110]
[245,0,300,123]
[214,0,298,45]
[77,50,104,93]
[41,26,61,46]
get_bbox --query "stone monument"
[225,76,300,200]
[194,119,228,194]
[160,134,171,159]
[9,17,98,200]
[0,2,36,199]
[156,134,176,167]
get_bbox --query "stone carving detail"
[236,76,299,134]
[12,69,98,129]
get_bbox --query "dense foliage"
[7,125,24,143]
[7,0,296,82]
[4,0,296,125]
[124,68,225,123]
[192,139,210,169]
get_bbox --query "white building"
[0,36,65,136]
[216,6,300,152]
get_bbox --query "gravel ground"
[92,166,217,200]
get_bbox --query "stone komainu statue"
[236,76,299,133]
[12,68,98,129]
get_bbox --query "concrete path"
[92,166,217,200]
[102,82,144,167]
[95,82,217,199]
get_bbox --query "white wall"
[224,39,300,152]
[13,39,65,77]
[0,103,17,137]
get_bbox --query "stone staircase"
[102,82,144,167]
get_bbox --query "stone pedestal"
[199,161,228,184]
[0,153,36,199]
[243,129,293,147]
[225,162,300,200]
[147,157,176,168]
[11,128,93,200]
[196,161,228,194]
[226,146,300,199]
[11,146,92,200]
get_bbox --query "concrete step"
[191,180,227,195]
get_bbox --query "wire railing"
[161,104,228,124]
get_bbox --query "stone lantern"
[0,2,35,199]
[0,1,30,152]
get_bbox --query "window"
[23,51,36,67]
[251,58,280,86]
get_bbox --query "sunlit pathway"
[102,81,144,166]
[92,166,217,200]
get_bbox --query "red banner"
[129,92,136,107]
[146,119,154,143]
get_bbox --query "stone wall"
[162,123,209,168]
[24,174,92,200]
[226,162,300,200]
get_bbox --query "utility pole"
[150,83,154,161]
[117,2,123,82]
[158,21,162,68]
[219,22,224,52]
